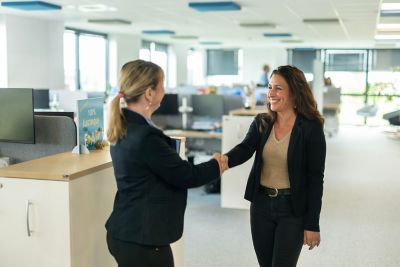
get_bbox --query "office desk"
[229,106,266,116]
[323,103,340,112]
[164,129,222,139]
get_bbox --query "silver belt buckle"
[268,188,278,198]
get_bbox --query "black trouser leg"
[107,232,174,267]
[250,192,304,267]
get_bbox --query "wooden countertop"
[164,130,222,139]
[0,149,112,181]
[229,107,266,116]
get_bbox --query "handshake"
[212,153,229,175]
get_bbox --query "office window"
[139,40,169,86]
[205,49,243,86]
[369,49,400,71]
[324,50,367,95]
[288,49,317,74]
[207,49,239,76]
[368,49,400,96]
[366,49,400,126]
[63,29,108,91]
[325,50,366,72]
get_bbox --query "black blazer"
[226,113,326,231]
[106,109,220,246]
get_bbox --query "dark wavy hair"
[260,65,324,130]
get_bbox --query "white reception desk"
[0,147,184,267]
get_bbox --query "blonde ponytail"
[107,96,126,144]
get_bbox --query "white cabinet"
[0,178,71,267]
[0,167,116,267]
[221,115,255,209]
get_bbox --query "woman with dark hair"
[224,65,326,267]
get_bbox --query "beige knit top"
[260,126,291,189]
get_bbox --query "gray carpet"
[184,125,400,267]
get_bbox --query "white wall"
[109,33,141,75]
[242,47,287,85]
[171,43,190,86]
[0,16,7,87]
[5,15,64,89]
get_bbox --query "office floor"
[184,125,400,267]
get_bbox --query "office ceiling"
[0,0,399,48]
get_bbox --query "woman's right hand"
[212,153,229,175]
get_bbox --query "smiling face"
[267,74,295,113]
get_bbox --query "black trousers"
[250,190,304,267]
[106,232,174,267]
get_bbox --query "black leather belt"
[260,185,291,198]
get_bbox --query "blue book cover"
[172,138,181,153]
[77,98,104,152]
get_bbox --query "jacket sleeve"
[141,134,220,189]
[304,121,326,232]
[225,117,260,168]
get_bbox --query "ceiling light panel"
[375,34,400,40]
[199,41,222,45]
[0,1,61,11]
[189,1,241,12]
[381,3,400,10]
[88,19,131,25]
[263,33,292,38]
[142,30,175,35]
[377,24,400,31]
[303,18,339,24]
[239,22,276,28]
[78,4,116,12]
[171,35,199,39]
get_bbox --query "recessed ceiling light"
[381,3,400,10]
[171,35,199,40]
[280,40,303,43]
[78,4,116,12]
[375,34,400,40]
[189,1,241,12]
[377,24,400,30]
[239,22,276,28]
[142,30,175,35]
[303,18,339,24]
[263,33,292,38]
[199,41,222,45]
[88,19,131,25]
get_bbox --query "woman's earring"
[145,102,152,110]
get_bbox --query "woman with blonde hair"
[105,59,227,267]
[225,65,326,267]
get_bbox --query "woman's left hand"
[304,230,320,250]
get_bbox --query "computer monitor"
[33,89,50,109]
[0,88,35,144]
[34,111,75,120]
[223,95,244,115]
[191,94,224,118]
[154,94,179,115]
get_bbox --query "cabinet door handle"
[26,200,33,237]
